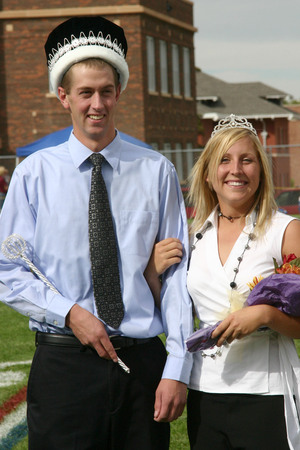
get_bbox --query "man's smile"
[88,114,104,120]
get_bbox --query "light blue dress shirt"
[0,130,193,382]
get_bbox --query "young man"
[0,16,193,449]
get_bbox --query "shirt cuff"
[162,352,193,385]
[45,291,75,329]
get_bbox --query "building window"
[186,142,194,174]
[183,47,191,98]
[163,142,172,162]
[175,143,183,181]
[146,36,156,92]
[171,44,180,96]
[159,40,168,94]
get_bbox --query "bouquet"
[246,254,300,314]
[186,254,300,353]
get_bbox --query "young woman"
[147,115,300,449]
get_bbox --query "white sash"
[278,335,300,450]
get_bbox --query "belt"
[35,332,153,350]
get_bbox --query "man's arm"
[153,165,194,421]
[144,236,187,421]
[0,168,74,326]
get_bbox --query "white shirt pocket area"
[119,210,159,257]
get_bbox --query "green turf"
[12,437,28,450]
[0,302,35,362]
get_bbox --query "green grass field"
[1,302,300,450]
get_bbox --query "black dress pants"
[27,337,170,450]
[187,390,290,450]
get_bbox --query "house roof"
[196,71,296,121]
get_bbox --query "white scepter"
[1,233,130,374]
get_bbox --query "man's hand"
[66,304,118,362]
[154,379,187,422]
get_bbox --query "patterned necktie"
[89,153,124,329]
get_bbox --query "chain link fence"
[1,143,299,188]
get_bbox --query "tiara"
[47,31,126,72]
[211,114,258,137]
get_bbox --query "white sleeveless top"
[187,209,300,449]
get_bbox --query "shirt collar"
[198,206,257,234]
[68,129,122,170]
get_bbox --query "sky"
[191,0,300,100]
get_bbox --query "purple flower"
[246,273,300,315]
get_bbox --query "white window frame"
[159,40,168,94]
[175,143,183,181]
[186,142,194,174]
[171,44,180,96]
[163,142,172,162]
[146,36,156,92]
[183,47,191,98]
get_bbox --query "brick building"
[286,104,300,187]
[0,0,198,180]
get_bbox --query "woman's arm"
[212,304,300,346]
[144,238,183,307]
[282,218,300,257]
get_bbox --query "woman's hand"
[144,238,183,308]
[152,238,183,276]
[212,302,300,346]
[211,305,271,346]
[144,238,183,279]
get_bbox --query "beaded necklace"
[191,211,257,358]
[217,206,241,222]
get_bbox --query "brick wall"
[0,17,73,153]
[2,0,194,22]
[141,7,197,149]
[0,0,198,164]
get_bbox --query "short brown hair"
[60,58,120,94]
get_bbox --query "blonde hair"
[61,58,120,94]
[188,128,277,236]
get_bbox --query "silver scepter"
[2,234,59,294]
[1,233,130,374]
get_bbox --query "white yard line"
[0,370,26,387]
[0,361,32,369]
